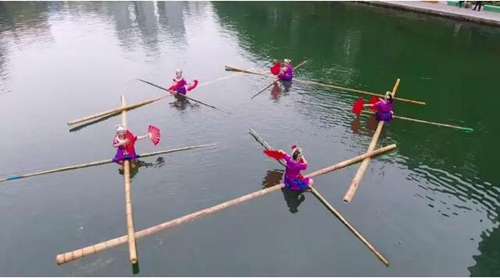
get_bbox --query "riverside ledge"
[355,1,500,28]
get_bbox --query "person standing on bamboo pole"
[269,59,294,95]
[266,145,313,191]
[364,91,394,122]
[112,125,152,169]
[278,59,293,82]
[168,69,198,96]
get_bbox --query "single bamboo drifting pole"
[249,128,389,266]
[55,144,397,265]
[309,187,389,266]
[0,144,217,183]
[225,65,425,106]
[343,79,400,203]
[68,96,165,126]
[119,95,138,264]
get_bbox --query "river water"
[0,1,499,276]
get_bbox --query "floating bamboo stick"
[0,144,217,183]
[67,96,165,126]
[249,128,389,266]
[55,144,397,265]
[309,187,389,266]
[250,60,308,99]
[225,65,425,106]
[119,95,138,264]
[343,79,400,203]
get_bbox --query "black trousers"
[473,1,483,11]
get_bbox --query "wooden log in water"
[225,65,425,106]
[0,144,217,183]
[55,144,397,265]
[119,95,138,264]
[343,78,400,203]
[67,96,165,126]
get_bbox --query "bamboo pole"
[390,114,473,132]
[137,79,230,114]
[354,110,473,132]
[68,72,247,126]
[0,144,217,183]
[120,95,138,264]
[67,96,165,126]
[225,65,425,106]
[249,128,389,266]
[343,79,400,203]
[55,144,397,265]
[250,60,308,99]
[309,187,389,266]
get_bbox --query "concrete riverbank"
[357,1,500,27]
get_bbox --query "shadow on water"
[117,157,165,179]
[169,94,200,111]
[261,169,308,214]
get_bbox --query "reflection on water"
[0,0,499,276]
[261,169,308,214]
[169,94,200,111]
[157,1,187,46]
[117,157,165,179]
[281,187,307,214]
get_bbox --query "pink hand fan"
[148,125,161,146]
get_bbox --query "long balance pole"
[0,144,217,183]
[55,142,396,265]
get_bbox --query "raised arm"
[136,132,151,141]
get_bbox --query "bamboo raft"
[55,143,396,265]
